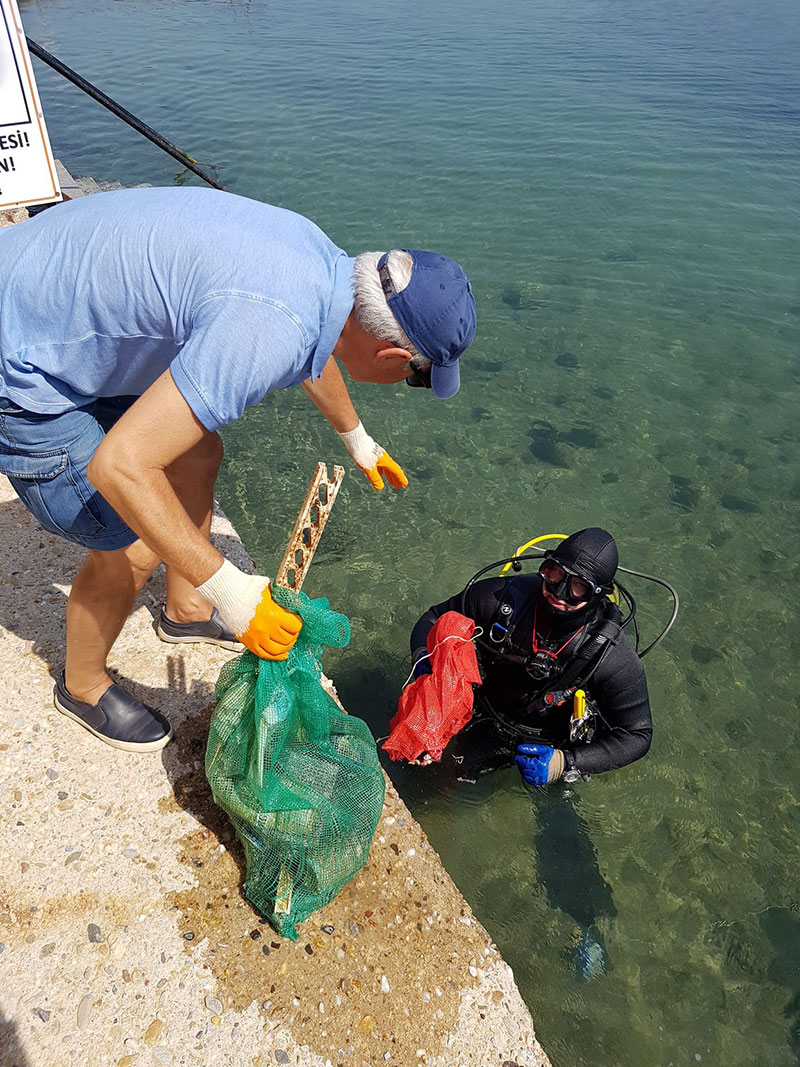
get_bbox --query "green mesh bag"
[205,585,385,939]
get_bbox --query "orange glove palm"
[338,421,409,492]
[358,449,409,491]
[196,560,302,661]
[239,584,303,659]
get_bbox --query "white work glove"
[196,559,301,659]
[337,421,408,491]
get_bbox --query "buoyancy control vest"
[473,577,623,743]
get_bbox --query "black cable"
[613,581,637,642]
[26,37,227,191]
[617,565,680,657]
[628,596,641,652]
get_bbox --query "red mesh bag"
[383,611,482,763]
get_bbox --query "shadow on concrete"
[0,493,249,885]
[0,498,82,670]
[0,495,243,675]
[155,652,251,900]
[0,1017,33,1067]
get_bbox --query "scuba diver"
[405,527,667,784]
[395,527,678,979]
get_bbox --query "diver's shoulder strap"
[518,612,622,717]
[603,597,624,627]
[552,615,621,693]
[479,576,536,661]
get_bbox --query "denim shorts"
[0,396,140,551]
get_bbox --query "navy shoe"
[53,671,172,752]
[156,607,243,652]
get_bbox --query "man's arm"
[302,356,408,491]
[87,369,223,585]
[301,356,359,432]
[87,369,301,659]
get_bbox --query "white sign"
[0,0,61,209]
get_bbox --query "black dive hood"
[547,527,619,592]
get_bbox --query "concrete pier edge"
[0,183,550,1067]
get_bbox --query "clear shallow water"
[20,0,800,1062]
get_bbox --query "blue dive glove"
[515,744,565,785]
[411,647,432,679]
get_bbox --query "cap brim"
[430,361,460,400]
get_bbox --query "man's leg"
[65,539,160,704]
[93,399,227,629]
[162,431,224,624]
[0,398,162,705]
[57,435,226,748]
[57,531,172,753]
[65,431,228,701]
[155,432,242,652]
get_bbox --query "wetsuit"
[410,574,652,779]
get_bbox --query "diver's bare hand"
[410,753,434,766]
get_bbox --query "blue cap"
[378,250,476,399]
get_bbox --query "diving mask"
[539,557,602,606]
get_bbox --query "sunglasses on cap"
[538,558,602,605]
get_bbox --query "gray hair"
[353,251,431,373]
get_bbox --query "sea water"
[22,0,800,1062]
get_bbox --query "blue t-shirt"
[0,187,355,430]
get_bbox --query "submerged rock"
[554,351,579,369]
